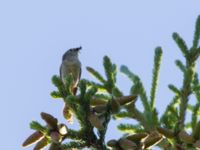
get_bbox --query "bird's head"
[62,46,82,61]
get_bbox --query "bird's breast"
[60,61,81,83]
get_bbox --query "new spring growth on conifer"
[23,15,200,149]
[119,47,163,131]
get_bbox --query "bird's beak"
[75,46,82,52]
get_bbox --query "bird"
[60,47,82,123]
[60,46,82,95]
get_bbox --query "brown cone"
[33,137,49,150]
[58,124,68,135]
[178,130,195,144]
[40,112,58,129]
[107,139,118,148]
[126,133,148,142]
[118,138,137,150]
[88,113,104,130]
[111,99,120,114]
[50,131,62,143]
[22,131,43,147]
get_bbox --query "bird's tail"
[72,87,78,95]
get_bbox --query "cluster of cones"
[107,130,162,150]
[22,112,68,150]
[106,125,200,150]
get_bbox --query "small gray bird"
[60,47,82,95]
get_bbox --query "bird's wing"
[73,67,81,95]
[59,65,62,78]
[59,64,62,78]
[79,67,82,80]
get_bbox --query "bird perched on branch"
[60,47,82,123]
[60,46,82,95]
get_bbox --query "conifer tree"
[22,15,200,150]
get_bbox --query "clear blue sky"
[0,1,200,150]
